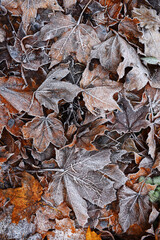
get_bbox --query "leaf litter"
[0,0,160,240]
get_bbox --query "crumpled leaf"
[1,172,43,223]
[35,67,81,113]
[111,97,150,133]
[2,0,63,31]
[118,185,151,232]
[8,25,50,71]
[49,147,117,226]
[86,226,101,240]
[0,76,43,116]
[22,113,67,152]
[69,118,108,151]
[36,66,121,116]
[91,32,150,90]
[40,12,100,67]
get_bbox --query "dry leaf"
[86,226,101,240]
[2,0,63,31]
[91,32,150,90]
[49,147,117,226]
[1,172,43,223]
[22,113,67,152]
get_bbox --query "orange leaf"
[86,226,101,240]
[3,172,43,223]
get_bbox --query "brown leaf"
[111,97,150,133]
[98,0,122,27]
[0,76,43,116]
[118,185,151,232]
[91,32,149,90]
[69,118,108,151]
[2,172,43,223]
[118,16,142,45]
[2,0,63,31]
[0,104,24,137]
[35,67,81,113]
[40,12,100,67]
[22,113,67,152]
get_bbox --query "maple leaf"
[48,147,117,226]
[0,76,43,116]
[118,185,152,232]
[36,65,121,116]
[35,67,81,113]
[86,226,101,240]
[112,97,150,133]
[22,113,67,152]
[1,0,63,31]
[40,12,100,67]
[1,172,43,223]
[91,32,150,90]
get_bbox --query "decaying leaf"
[0,76,43,116]
[1,172,43,223]
[36,66,121,116]
[118,185,151,232]
[22,113,67,152]
[2,0,63,31]
[49,147,117,226]
[91,32,150,90]
[35,67,81,113]
[112,97,150,133]
[118,16,142,45]
[40,12,100,67]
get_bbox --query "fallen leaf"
[22,113,67,152]
[86,226,101,240]
[2,0,63,31]
[0,104,24,137]
[118,16,142,45]
[118,185,151,232]
[35,70,81,113]
[40,12,100,67]
[91,32,150,90]
[2,172,43,223]
[69,118,108,151]
[111,96,150,133]
[0,76,43,116]
[49,147,117,226]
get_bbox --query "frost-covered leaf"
[118,185,151,232]
[112,97,150,133]
[0,76,43,116]
[40,12,100,67]
[1,172,43,223]
[91,32,150,90]
[49,147,117,226]
[35,67,81,113]
[22,113,67,152]
[2,0,63,31]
